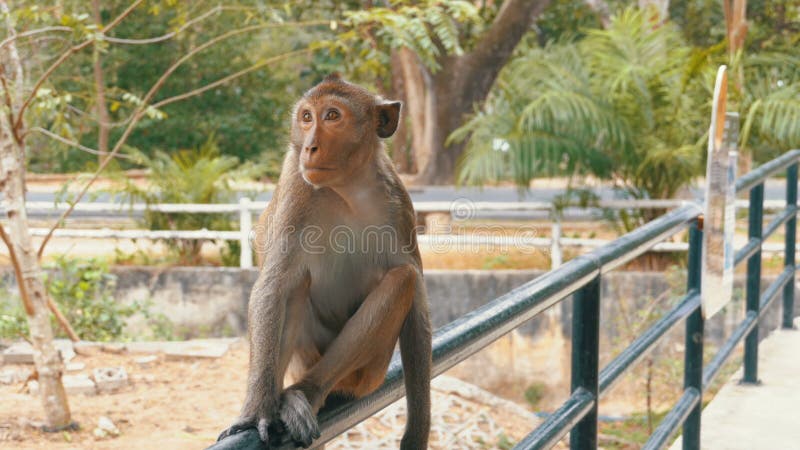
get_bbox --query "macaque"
[218,74,432,449]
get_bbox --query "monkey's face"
[294,98,367,187]
[292,76,401,188]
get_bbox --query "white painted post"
[239,197,253,269]
[550,217,562,270]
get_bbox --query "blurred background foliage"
[6,0,800,197]
[114,136,262,264]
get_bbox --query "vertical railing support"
[570,276,600,450]
[743,183,764,383]
[783,163,798,329]
[683,220,704,449]
[551,216,563,270]
[239,197,253,269]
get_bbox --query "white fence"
[14,198,791,269]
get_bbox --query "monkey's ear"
[324,72,342,83]
[377,101,402,138]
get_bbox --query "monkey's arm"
[220,259,309,445]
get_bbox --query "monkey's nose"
[305,145,318,154]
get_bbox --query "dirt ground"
[0,339,547,450]
[1,341,248,449]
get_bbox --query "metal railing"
[208,149,800,450]
[9,197,794,270]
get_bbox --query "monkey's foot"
[279,389,321,448]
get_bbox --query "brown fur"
[220,76,432,449]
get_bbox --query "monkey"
[218,74,432,449]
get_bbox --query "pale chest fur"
[300,194,414,334]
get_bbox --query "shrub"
[116,136,263,265]
[0,256,172,342]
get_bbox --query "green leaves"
[339,0,483,72]
[740,51,800,162]
[454,7,710,203]
[115,135,262,265]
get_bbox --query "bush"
[116,136,262,266]
[0,256,173,342]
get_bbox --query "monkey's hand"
[278,388,321,448]
[217,408,281,445]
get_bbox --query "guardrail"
[8,197,793,270]
[206,149,799,450]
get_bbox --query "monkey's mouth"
[302,166,336,173]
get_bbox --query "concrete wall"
[2,266,796,344]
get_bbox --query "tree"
[671,0,800,169]
[337,0,552,184]
[453,8,711,222]
[0,0,318,430]
[25,1,315,173]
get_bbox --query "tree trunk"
[398,0,552,185]
[92,0,110,163]
[0,0,73,429]
[1,112,73,433]
[388,50,415,173]
[723,0,750,174]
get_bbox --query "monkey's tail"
[399,286,432,450]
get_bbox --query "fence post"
[239,197,253,269]
[683,219,704,449]
[570,275,600,450]
[783,163,798,329]
[743,183,764,383]
[551,217,563,270]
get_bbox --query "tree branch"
[47,297,80,342]
[28,127,133,160]
[102,5,222,44]
[64,103,135,129]
[152,48,312,109]
[13,0,145,130]
[0,26,73,51]
[465,0,551,75]
[35,21,324,258]
[0,223,34,315]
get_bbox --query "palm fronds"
[454,7,709,199]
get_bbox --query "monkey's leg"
[278,264,417,447]
[220,271,314,445]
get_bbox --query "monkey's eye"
[301,111,312,122]
[324,109,340,121]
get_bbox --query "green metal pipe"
[599,292,700,395]
[513,388,594,450]
[760,266,794,312]
[703,311,758,390]
[784,163,798,329]
[569,277,601,450]
[642,388,702,450]
[736,149,800,193]
[743,183,764,384]
[734,237,761,267]
[683,222,704,450]
[762,205,797,242]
